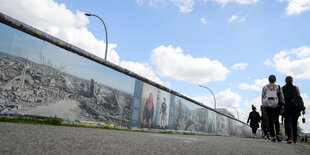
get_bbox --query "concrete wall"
[0,12,256,137]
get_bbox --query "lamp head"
[84,13,92,16]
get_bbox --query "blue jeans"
[284,110,300,140]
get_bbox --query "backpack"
[262,85,279,108]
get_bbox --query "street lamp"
[229,106,239,120]
[85,13,108,60]
[199,85,216,109]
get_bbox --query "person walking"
[247,105,261,139]
[262,75,285,142]
[260,105,270,140]
[282,76,306,144]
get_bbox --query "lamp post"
[199,85,216,109]
[230,106,239,120]
[85,13,108,60]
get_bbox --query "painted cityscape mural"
[0,15,253,137]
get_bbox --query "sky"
[1,0,310,132]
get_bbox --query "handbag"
[292,95,305,111]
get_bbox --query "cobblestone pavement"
[1,122,310,155]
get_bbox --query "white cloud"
[194,96,215,108]
[200,17,214,24]
[231,62,248,70]
[228,14,247,23]
[232,0,259,4]
[228,15,238,23]
[170,0,195,13]
[136,0,194,13]
[204,0,259,6]
[151,45,230,84]
[239,17,246,22]
[0,0,88,28]
[149,0,165,7]
[279,0,310,15]
[245,97,261,109]
[216,88,242,107]
[200,17,207,24]
[239,78,268,91]
[194,88,241,108]
[136,0,144,5]
[301,93,310,108]
[0,0,120,64]
[139,0,258,12]
[119,61,170,87]
[264,59,272,66]
[271,46,310,79]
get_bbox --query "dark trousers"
[262,126,268,136]
[265,107,280,137]
[252,127,258,134]
[284,110,300,140]
[261,114,269,137]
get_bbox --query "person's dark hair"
[252,105,256,111]
[285,76,293,86]
[268,75,276,83]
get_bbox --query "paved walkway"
[1,122,309,155]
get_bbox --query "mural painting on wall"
[0,15,255,137]
[206,109,215,134]
[235,121,243,136]
[153,90,170,129]
[168,95,175,130]
[0,50,133,125]
[0,24,134,125]
[139,83,158,128]
[230,120,236,136]
[173,97,207,132]
[242,124,252,136]
[217,114,231,135]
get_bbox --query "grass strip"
[0,116,61,125]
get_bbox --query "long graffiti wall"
[0,12,254,137]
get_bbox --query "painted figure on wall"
[160,97,167,128]
[142,93,154,128]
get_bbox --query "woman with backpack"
[247,105,261,139]
[262,75,285,142]
[282,76,306,144]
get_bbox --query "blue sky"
[1,0,310,132]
